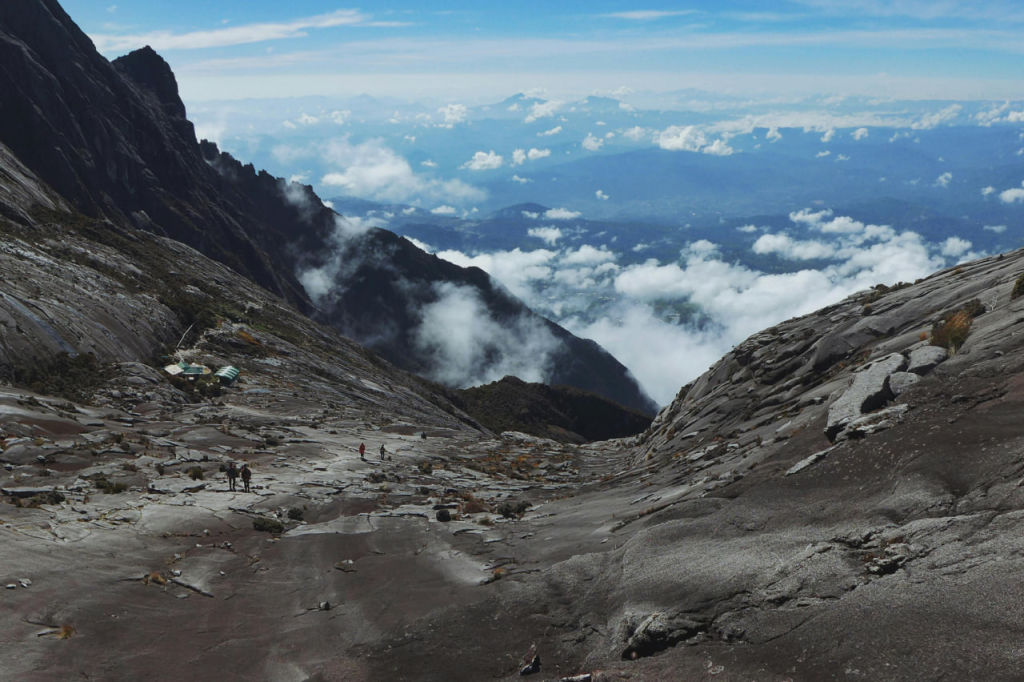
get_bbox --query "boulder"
[888,372,921,397]
[825,353,907,441]
[907,346,948,375]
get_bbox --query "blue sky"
[60,0,1024,103]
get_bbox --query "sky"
[63,0,1024,103]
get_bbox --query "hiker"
[226,462,238,491]
[359,443,366,460]
[241,463,252,493]
[380,444,386,461]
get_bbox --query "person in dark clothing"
[380,444,386,461]
[226,462,238,491]
[240,464,252,493]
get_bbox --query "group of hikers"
[225,462,252,492]
[224,440,403,492]
[358,442,387,461]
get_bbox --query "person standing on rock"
[359,443,366,460]
[241,463,252,493]
[226,462,238,492]
[380,444,386,461]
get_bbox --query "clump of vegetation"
[144,571,167,586]
[186,466,204,481]
[252,517,285,534]
[8,352,106,404]
[930,298,985,353]
[460,493,490,515]
[931,310,973,353]
[497,500,531,519]
[1012,272,1024,300]
[88,473,128,494]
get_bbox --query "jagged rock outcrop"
[0,0,654,412]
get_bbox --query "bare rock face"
[825,352,907,441]
[907,345,949,375]
[888,371,921,397]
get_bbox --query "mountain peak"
[113,46,187,120]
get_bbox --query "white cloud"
[820,128,836,143]
[528,227,563,245]
[434,248,557,301]
[1000,181,1024,203]
[582,133,605,151]
[431,205,458,215]
[413,283,561,388]
[544,208,582,220]
[528,148,551,161]
[461,151,504,171]
[658,125,707,152]
[511,175,533,184]
[703,139,734,156]
[596,190,609,200]
[525,101,562,124]
[984,224,1007,233]
[600,10,697,20]
[92,9,376,52]
[852,127,869,140]
[911,104,961,130]
[320,137,483,204]
[437,103,468,128]
[752,233,835,260]
[405,237,434,252]
[935,172,953,188]
[538,126,563,136]
[623,126,652,141]
[562,245,616,265]
[940,237,972,258]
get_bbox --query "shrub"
[930,310,973,353]
[1013,272,1024,300]
[253,517,285,534]
[497,500,531,519]
[460,494,489,515]
[187,466,204,481]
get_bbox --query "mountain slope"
[0,0,654,413]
